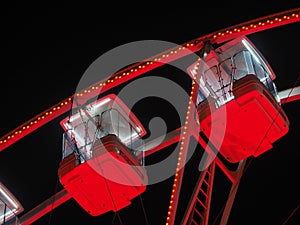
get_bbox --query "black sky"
[1,6,300,225]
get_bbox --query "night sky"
[1,6,300,225]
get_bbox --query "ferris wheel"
[1,8,299,225]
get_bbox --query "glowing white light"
[0,186,18,209]
[136,126,141,133]
[0,182,23,223]
[242,39,261,64]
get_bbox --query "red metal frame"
[0,8,298,153]
[1,8,299,225]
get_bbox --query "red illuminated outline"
[0,8,299,152]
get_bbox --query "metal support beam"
[18,189,71,225]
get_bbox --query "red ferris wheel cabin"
[58,94,148,216]
[189,36,289,163]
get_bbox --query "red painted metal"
[18,189,71,225]
[197,75,289,163]
[58,134,147,216]
[0,9,298,153]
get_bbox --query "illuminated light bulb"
[46,112,49,115]
[213,35,217,38]
[26,125,29,128]
[275,18,278,21]
[92,86,95,90]
[287,16,290,20]
[169,206,172,209]
[34,121,37,124]
[126,72,130,75]
[278,19,282,22]
[253,25,257,28]
[7,136,10,139]
[11,135,14,138]
[37,117,41,120]
[76,93,80,96]
[65,101,68,104]
[3,140,6,143]
[118,76,122,79]
[53,107,56,111]
[49,111,53,114]
[190,43,194,46]
[41,116,45,119]
[283,16,287,19]
[19,130,22,133]
[57,106,61,110]
[80,93,83,96]
[107,80,111,83]
[30,122,33,125]
[123,72,126,76]
[262,23,265,26]
[229,31,232,34]
[0,141,2,144]
[84,90,87,93]
[221,33,225,36]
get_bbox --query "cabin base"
[197,75,289,163]
[58,134,147,216]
